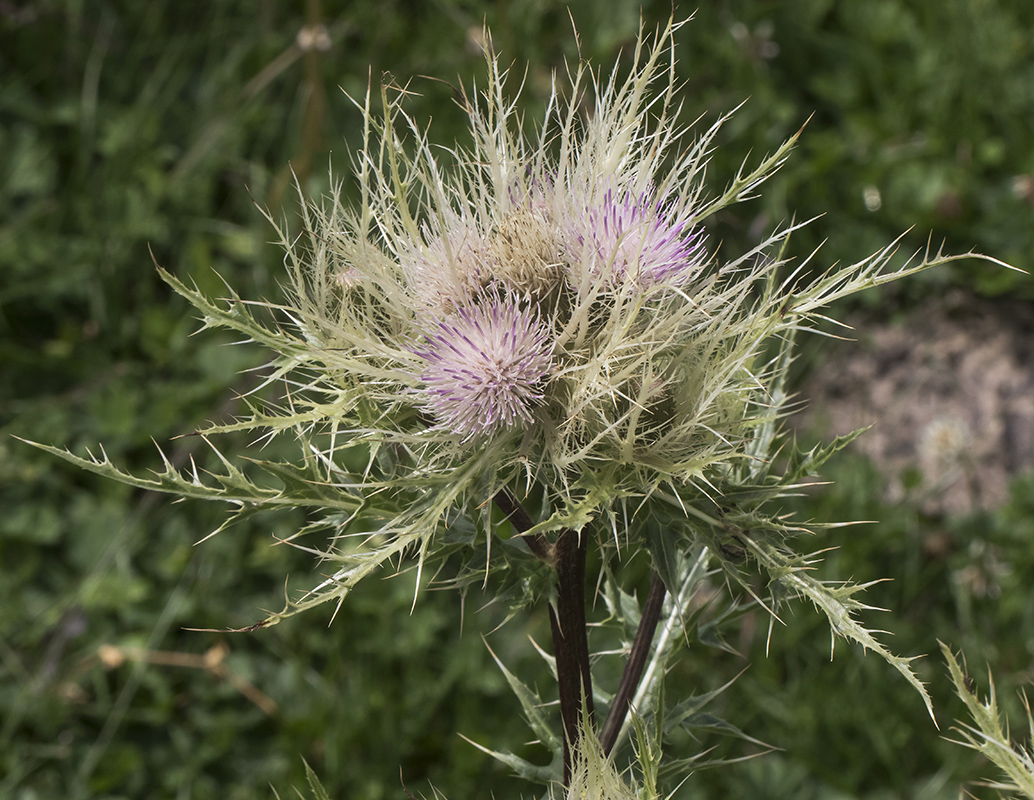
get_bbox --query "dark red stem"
[493,488,551,561]
[548,529,594,784]
[599,572,667,755]
[492,490,593,786]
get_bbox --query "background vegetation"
[3,1,1033,798]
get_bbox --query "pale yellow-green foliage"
[943,643,1034,799]
[265,19,997,537]
[546,721,659,800]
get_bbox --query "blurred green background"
[3,1,1034,798]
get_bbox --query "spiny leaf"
[662,674,744,735]
[457,734,560,786]
[485,642,562,755]
[158,268,310,360]
[300,759,332,800]
[19,439,364,514]
[941,641,1034,798]
[751,538,934,721]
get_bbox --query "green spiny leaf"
[485,643,561,755]
[751,538,934,721]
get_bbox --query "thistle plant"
[31,19,1009,796]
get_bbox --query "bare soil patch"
[792,292,1034,513]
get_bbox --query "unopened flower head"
[413,296,553,438]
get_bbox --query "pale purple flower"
[413,297,553,438]
[402,216,491,310]
[568,186,705,288]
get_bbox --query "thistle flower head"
[413,296,553,438]
[262,18,976,543]
[567,184,706,288]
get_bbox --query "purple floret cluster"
[416,299,554,439]
[569,187,706,287]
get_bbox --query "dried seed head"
[489,207,564,298]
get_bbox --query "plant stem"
[549,528,594,785]
[493,488,551,561]
[599,572,667,755]
[491,490,593,785]
[617,547,710,749]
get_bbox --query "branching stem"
[493,488,551,561]
[599,572,667,755]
